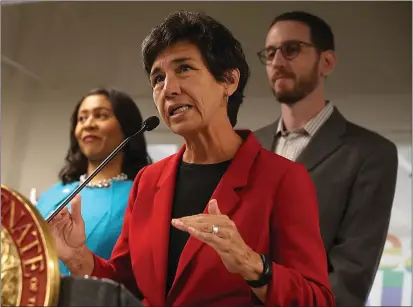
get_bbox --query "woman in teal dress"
[36,87,151,275]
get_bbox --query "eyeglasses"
[257,40,315,65]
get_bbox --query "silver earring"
[224,93,229,102]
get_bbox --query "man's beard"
[272,62,320,105]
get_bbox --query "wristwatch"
[244,253,273,288]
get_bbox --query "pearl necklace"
[79,173,128,188]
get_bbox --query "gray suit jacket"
[254,107,398,306]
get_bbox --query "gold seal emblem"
[1,185,60,306]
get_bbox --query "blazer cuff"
[252,263,335,307]
[91,253,112,279]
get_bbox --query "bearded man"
[254,11,398,307]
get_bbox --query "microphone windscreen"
[144,116,160,131]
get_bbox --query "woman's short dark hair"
[141,10,250,127]
[58,88,152,184]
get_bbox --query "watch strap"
[245,254,272,288]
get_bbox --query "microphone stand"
[46,120,154,223]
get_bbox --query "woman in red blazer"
[50,10,335,307]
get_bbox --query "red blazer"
[92,131,335,307]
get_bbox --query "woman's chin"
[170,125,193,137]
[169,121,200,137]
[82,151,106,162]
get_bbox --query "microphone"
[45,115,160,223]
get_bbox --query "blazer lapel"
[151,147,184,304]
[296,108,347,171]
[258,120,279,151]
[169,131,261,296]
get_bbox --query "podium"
[1,185,145,307]
[57,276,144,307]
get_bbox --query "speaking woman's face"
[74,94,125,162]
[150,41,238,136]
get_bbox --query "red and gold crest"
[1,185,60,306]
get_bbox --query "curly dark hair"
[58,88,151,184]
[141,10,250,127]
